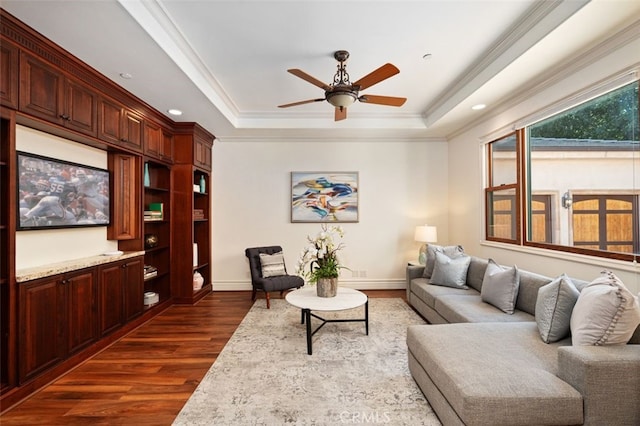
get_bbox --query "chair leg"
[251,288,257,302]
[265,291,271,309]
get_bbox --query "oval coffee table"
[285,286,368,355]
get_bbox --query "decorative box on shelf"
[143,291,159,306]
[144,265,158,280]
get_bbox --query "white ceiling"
[2,0,640,142]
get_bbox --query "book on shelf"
[193,209,205,220]
[143,264,158,280]
[145,202,164,220]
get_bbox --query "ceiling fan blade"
[335,107,347,121]
[353,63,400,91]
[287,69,332,91]
[359,94,407,107]
[278,98,325,108]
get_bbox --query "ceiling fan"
[278,50,407,121]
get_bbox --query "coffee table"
[285,286,368,355]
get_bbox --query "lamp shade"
[414,225,437,243]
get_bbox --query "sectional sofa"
[405,251,640,426]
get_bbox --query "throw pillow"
[536,274,580,343]
[480,259,520,314]
[259,252,286,278]
[423,244,464,278]
[429,251,471,289]
[570,271,640,346]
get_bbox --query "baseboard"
[212,278,406,291]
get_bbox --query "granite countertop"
[16,251,146,283]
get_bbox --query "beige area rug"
[173,297,441,425]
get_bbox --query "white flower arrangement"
[295,224,347,283]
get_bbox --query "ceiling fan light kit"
[278,50,406,121]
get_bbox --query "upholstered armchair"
[245,246,304,308]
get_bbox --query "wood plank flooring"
[0,289,406,425]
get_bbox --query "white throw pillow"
[429,251,471,289]
[536,274,580,343]
[570,271,640,346]
[259,252,286,278]
[480,259,520,314]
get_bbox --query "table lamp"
[414,225,437,265]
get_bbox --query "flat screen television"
[17,151,110,230]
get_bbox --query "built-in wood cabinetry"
[18,268,97,383]
[98,257,144,336]
[0,9,214,409]
[0,107,17,395]
[172,124,214,304]
[98,96,143,152]
[0,42,19,109]
[20,52,98,138]
[107,153,141,241]
[143,160,172,304]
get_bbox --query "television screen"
[17,151,110,230]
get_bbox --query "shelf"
[144,185,169,193]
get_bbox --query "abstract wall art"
[291,172,359,223]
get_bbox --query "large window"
[485,80,639,261]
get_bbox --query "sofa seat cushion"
[410,278,479,308]
[435,294,535,323]
[407,322,583,426]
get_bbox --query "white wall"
[15,126,117,270]
[211,138,448,290]
[447,34,640,293]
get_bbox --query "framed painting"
[291,172,359,223]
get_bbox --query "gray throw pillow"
[423,244,464,278]
[480,259,520,314]
[536,274,580,343]
[570,270,640,346]
[259,252,286,278]
[429,251,471,289]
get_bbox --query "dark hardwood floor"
[0,289,406,425]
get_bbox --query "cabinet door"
[19,52,64,124]
[123,258,143,322]
[122,109,143,152]
[65,270,97,355]
[161,130,174,163]
[65,77,98,137]
[98,97,123,145]
[194,137,212,171]
[0,41,19,109]
[98,262,125,336]
[19,276,65,383]
[143,121,163,160]
[107,152,140,240]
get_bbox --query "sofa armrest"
[406,265,425,300]
[557,345,640,425]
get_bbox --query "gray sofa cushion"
[429,252,471,289]
[536,274,580,343]
[435,294,535,323]
[407,322,583,426]
[466,256,488,292]
[410,278,478,309]
[481,259,520,314]
[423,244,464,278]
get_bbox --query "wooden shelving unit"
[171,123,214,304]
[142,160,171,306]
[0,107,16,395]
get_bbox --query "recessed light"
[471,104,486,110]
[119,72,133,79]
[167,109,183,116]
[422,53,432,60]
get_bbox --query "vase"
[316,277,338,298]
[143,162,150,187]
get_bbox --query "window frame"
[485,80,639,263]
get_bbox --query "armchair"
[245,246,304,308]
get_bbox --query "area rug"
[173,297,441,425]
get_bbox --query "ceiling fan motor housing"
[326,85,358,107]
